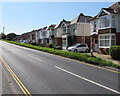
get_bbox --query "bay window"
[62,38,67,47]
[99,34,115,48]
[112,15,115,27]
[99,15,110,28]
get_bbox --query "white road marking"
[55,66,120,94]
[27,54,42,61]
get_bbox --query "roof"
[103,8,115,14]
[54,19,70,29]
[70,13,92,24]
[54,22,61,29]
[90,2,120,21]
[109,2,120,10]
[49,24,56,27]
[70,16,79,24]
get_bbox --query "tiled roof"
[49,24,56,27]
[70,16,79,24]
[103,8,115,14]
[54,19,70,29]
[70,13,92,24]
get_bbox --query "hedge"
[110,46,120,61]
[3,40,120,69]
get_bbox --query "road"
[0,41,120,95]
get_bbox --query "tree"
[6,33,17,40]
[0,33,6,39]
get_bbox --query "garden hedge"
[110,46,120,61]
[3,40,120,69]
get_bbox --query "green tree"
[6,33,17,40]
[0,33,6,39]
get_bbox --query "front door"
[93,37,98,52]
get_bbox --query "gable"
[97,9,110,18]
[99,11,108,17]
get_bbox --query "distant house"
[13,32,30,43]
[59,13,92,50]
[29,30,36,43]
[90,2,120,53]
[48,24,56,44]
[35,29,41,45]
[39,26,48,44]
[54,21,63,47]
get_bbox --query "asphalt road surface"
[0,41,120,95]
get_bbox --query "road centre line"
[0,56,31,96]
[55,66,120,94]
[27,54,42,61]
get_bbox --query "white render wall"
[54,28,62,37]
[90,19,98,35]
[76,23,91,36]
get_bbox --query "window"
[99,15,110,28]
[112,15,115,27]
[77,44,86,47]
[73,26,75,32]
[111,35,115,45]
[62,24,67,34]
[62,38,67,47]
[99,34,115,48]
[93,21,96,32]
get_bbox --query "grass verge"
[3,40,120,69]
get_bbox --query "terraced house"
[47,24,56,44]
[59,13,92,50]
[90,2,120,53]
[54,21,63,47]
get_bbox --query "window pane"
[105,35,110,39]
[112,15,115,27]
[105,40,109,46]
[111,40,115,45]
[100,40,104,46]
[62,38,66,47]
[111,35,115,40]
[100,36,105,39]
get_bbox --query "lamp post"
[3,27,4,34]
[90,36,94,57]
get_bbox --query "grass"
[3,40,120,69]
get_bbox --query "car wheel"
[74,49,78,52]
[85,49,89,53]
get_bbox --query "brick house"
[39,26,48,44]
[60,13,92,50]
[54,20,63,47]
[90,2,120,53]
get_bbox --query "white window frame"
[98,15,111,29]
[111,15,116,27]
[99,33,116,48]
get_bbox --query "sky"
[0,2,117,35]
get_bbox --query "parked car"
[67,43,89,52]
[19,40,28,44]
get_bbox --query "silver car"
[67,43,89,52]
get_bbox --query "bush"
[110,46,120,61]
[54,46,62,50]
[98,48,109,55]
[3,40,120,69]
[45,43,54,48]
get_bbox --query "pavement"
[0,41,120,95]
[87,52,120,65]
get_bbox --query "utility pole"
[3,27,4,34]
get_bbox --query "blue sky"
[1,2,116,35]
